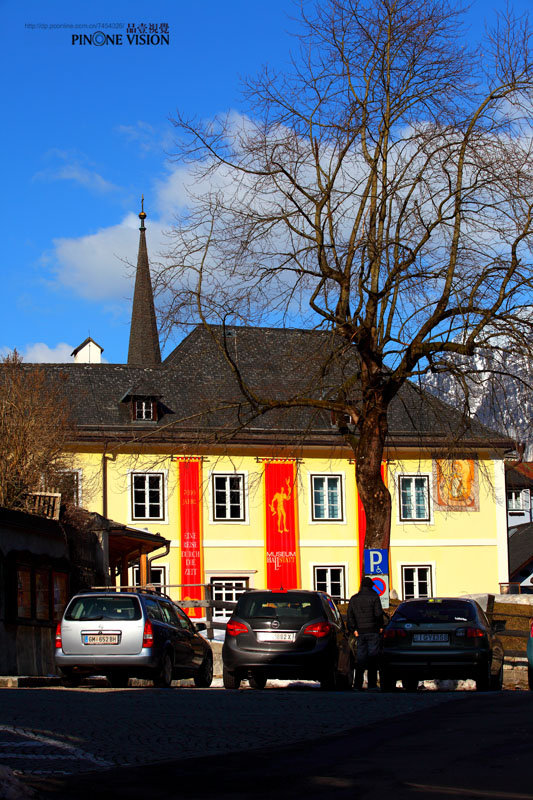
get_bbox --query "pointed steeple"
[127,198,161,366]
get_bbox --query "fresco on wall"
[433,459,479,511]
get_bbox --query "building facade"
[70,446,508,608]
[32,208,511,610]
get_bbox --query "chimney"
[71,338,104,364]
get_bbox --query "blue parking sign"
[363,548,388,575]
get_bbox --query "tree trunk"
[353,395,391,550]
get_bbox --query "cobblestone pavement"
[0,680,463,779]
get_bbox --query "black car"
[222,589,354,690]
[380,597,505,691]
[56,590,213,688]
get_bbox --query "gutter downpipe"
[102,446,116,519]
[148,541,171,592]
[102,445,108,519]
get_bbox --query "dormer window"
[131,397,157,422]
[120,387,162,422]
[135,399,154,420]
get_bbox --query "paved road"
[1,685,531,799]
[0,681,454,776]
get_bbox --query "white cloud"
[34,149,121,195]
[50,213,168,301]
[0,342,75,363]
[40,121,227,303]
[34,164,120,194]
[115,121,173,155]
[47,170,185,301]
[153,164,194,219]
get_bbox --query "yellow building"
[40,210,511,609]
[66,445,508,608]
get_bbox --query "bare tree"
[157,0,533,549]
[0,352,75,511]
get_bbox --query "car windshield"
[65,596,142,621]
[236,592,322,622]
[393,600,476,624]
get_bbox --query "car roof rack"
[87,586,174,601]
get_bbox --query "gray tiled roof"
[28,325,512,450]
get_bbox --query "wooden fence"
[490,599,532,658]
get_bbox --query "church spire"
[127,198,161,366]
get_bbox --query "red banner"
[178,460,203,618]
[264,461,299,589]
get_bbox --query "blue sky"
[2,0,531,364]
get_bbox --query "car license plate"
[83,634,119,645]
[255,631,296,643]
[412,633,449,643]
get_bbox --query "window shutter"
[522,489,531,511]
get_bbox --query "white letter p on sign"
[369,551,383,573]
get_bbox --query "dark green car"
[380,598,505,692]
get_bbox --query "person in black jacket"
[347,577,384,690]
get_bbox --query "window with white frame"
[210,577,248,619]
[134,399,154,421]
[132,565,167,593]
[131,473,165,520]
[212,474,246,521]
[52,470,81,506]
[401,565,433,599]
[399,475,430,522]
[507,489,531,514]
[313,566,346,601]
[311,475,343,521]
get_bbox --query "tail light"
[142,619,154,648]
[383,628,407,640]
[55,623,62,649]
[303,621,331,638]
[456,627,484,638]
[530,619,533,637]
[227,620,248,637]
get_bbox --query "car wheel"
[529,666,533,691]
[223,666,241,689]
[380,671,396,692]
[194,653,214,688]
[108,671,130,688]
[61,669,81,688]
[153,652,173,688]
[489,663,503,691]
[476,661,491,691]
[248,670,267,690]
[402,677,419,692]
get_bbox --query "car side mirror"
[194,622,207,632]
[492,620,506,633]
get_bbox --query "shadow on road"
[28,691,533,800]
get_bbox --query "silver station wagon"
[55,590,213,688]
